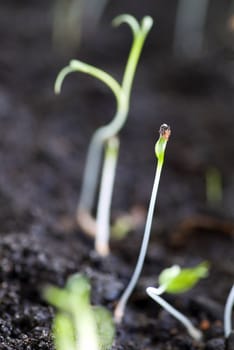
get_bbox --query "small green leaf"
[155,124,171,163]
[93,306,115,350]
[43,286,71,311]
[53,313,76,350]
[66,273,91,298]
[159,262,209,294]
[155,137,166,163]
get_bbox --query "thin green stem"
[78,107,126,214]
[122,17,153,101]
[77,17,153,216]
[114,161,163,322]
[55,60,122,102]
[55,15,154,240]
[112,14,140,37]
[114,125,170,323]
[55,66,76,94]
[54,59,123,215]
[95,137,120,256]
[146,287,202,341]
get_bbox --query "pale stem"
[112,14,140,37]
[74,305,99,350]
[77,104,126,218]
[114,160,163,323]
[77,16,153,219]
[55,16,153,237]
[146,287,202,341]
[224,284,234,338]
[173,0,209,58]
[95,136,120,256]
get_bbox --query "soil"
[0,1,234,349]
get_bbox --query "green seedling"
[114,124,171,323]
[146,262,209,341]
[44,273,115,350]
[55,14,153,256]
[205,167,222,206]
[224,284,234,338]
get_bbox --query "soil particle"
[226,332,234,350]
[205,338,225,350]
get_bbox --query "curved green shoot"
[146,262,209,341]
[112,15,152,100]
[114,124,171,323]
[112,14,140,36]
[146,287,202,341]
[44,273,115,350]
[55,60,122,103]
[224,284,234,338]
[54,14,153,255]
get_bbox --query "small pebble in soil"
[190,296,223,320]
[168,335,193,350]
[205,337,225,350]
[226,331,234,350]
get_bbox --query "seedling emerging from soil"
[205,167,222,206]
[114,124,171,323]
[44,273,115,350]
[146,262,209,341]
[224,284,234,338]
[55,14,153,256]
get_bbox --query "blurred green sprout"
[44,273,115,350]
[114,124,171,323]
[55,14,153,257]
[147,262,209,341]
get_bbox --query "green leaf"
[66,273,91,298]
[93,306,115,350]
[159,262,209,294]
[53,313,76,350]
[43,286,71,311]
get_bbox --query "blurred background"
[0,0,234,235]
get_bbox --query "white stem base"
[95,137,119,257]
[146,287,202,341]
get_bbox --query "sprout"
[44,273,115,350]
[146,262,209,341]
[55,14,153,256]
[205,167,222,206]
[224,284,234,338]
[114,124,171,323]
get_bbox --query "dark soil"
[0,1,234,349]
